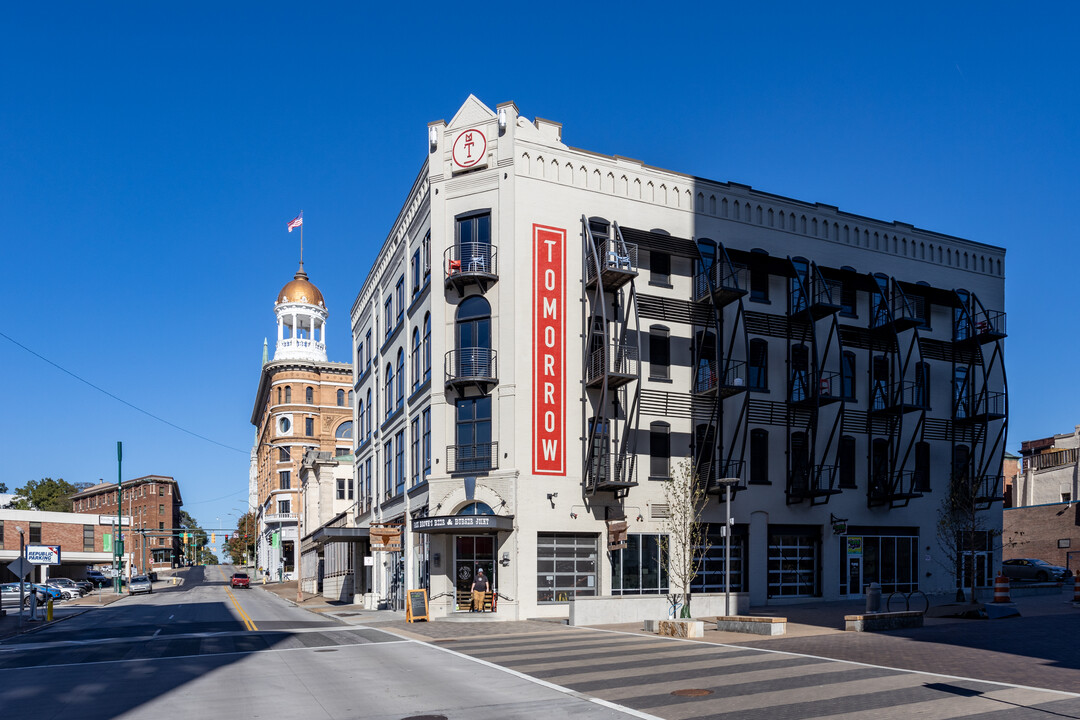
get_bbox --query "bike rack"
[886,590,929,614]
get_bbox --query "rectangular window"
[840,282,857,317]
[457,212,491,250]
[455,396,493,472]
[841,352,856,400]
[365,331,371,367]
[279,471,291,490]
[914,442,931,492]
[649,328,670,380]
[384,440,394,498]
[537,533,598,602]
[305,417,314,437]
[750,266,769,302]
[395,430,405,496]
[412,250,421,295]
[423,407,431,479]
[348,477,354,501]
[693,524,748,594]
[749,339,768,391]
[422,231,431,278]
[335,446,350,457]
[159,522,164,530]
[411,418,420,487]
[336,478,346,500]
[159,504,164,514]
[0,520,4,550]
[384,297,393,338]
[651,252,671,285]
[30,522,41,544]
[279,447,290,462]
[750,429,769,484]
[365,458,372,503]
[83,525,95,552]
[839,436,857,488]
[278,500,291,515]
[396,276,404,326]
[650,423,670,479]
[611,534,668,595]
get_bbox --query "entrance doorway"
[847,555,862,595]
[454,535,495,612]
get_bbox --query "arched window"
[750,429,769,484]
[306,386,314,404]
[790,344,810,402]
[838,435,856,488]
[749,339,768,391]
[649,325,670,380]
[423,313,431,382]
[337,389,345,406]
[412,328,421,391]
[396,348,405,409]
[457,295,492,377]
[365,389,372,437]
[348,390,354,406]
[458,501,494,516]
[694,330,717,394]
[841,351,856,400]
[650,421,671,478]
[915,442,931,491]
[277,387,282,404]
[284,386,291,403]
[384,363,394,419]
[335,421,353,439]
[358,399,365,441]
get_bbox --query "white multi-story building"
[350,96,1008,619]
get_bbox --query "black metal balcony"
[867,470,923,508]
[694,261,749,308]
[693,360,748,398]
[788,370,842,407]
[871,293,926,334]
[446,442,498,474]
[954,309,1007,346]
[584,452,638,492]
[790,277,843,320]
[870,380,928,416]
[787,464,842,505]
[953,391,1006,425]
[974,474,1005,508]
[701,460,747,496]
[444,242,498,292]
[585,343,638,389]
[445,348,497,393]
[586,239,638,291]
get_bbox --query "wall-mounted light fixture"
[546,492,558,509]
[500,551,510,567]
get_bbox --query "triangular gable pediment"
[447,94,496,130]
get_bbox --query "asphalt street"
[0,566,641,720]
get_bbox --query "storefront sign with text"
[533,224,565,475]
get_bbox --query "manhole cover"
[671,688,713,697]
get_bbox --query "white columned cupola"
[273,262,328,362]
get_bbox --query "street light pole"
[717,477,741,616]
[116,441,123,595]
[17,526,25,631]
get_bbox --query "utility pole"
[115,441,123,595]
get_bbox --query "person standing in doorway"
[471,568,489,612]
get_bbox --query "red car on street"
[230,572,250,589]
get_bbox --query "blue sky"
[2,3,1076,544]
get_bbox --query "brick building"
[71,475,183,572]
[1003,502,1080,573]
[0,508,129,583]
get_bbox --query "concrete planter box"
[568,592,748,626]
[715,615,787,636]
[644,619,704,638]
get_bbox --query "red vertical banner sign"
[533,224,566,475]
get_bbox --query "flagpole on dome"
[287,211,305,274]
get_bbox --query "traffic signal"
[211,533,216,544]
[224,534,229,542]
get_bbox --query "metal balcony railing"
[871,293,926,330]
[445,243,498,287]
[586,451,638,489]
[445,348,498,387]
[586,343,639,385]
[694,261,749,305]
[791,277,843,318]
[954,390,1006,422]
[788,464,840,501]
[693,359,747,395]
[955,309,1006,343]
[871,380,929,414]
[789,370,841,405]
[446,442,499,473]
[700,460,746,494]
[586,239,638,286]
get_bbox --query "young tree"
[179,510,211,565]
[225,512,258,566]
[660,460,710,618]
[936,474,999,603]
[11,478,78,511]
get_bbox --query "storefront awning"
[411,515,515,534]
[310,526,369,548]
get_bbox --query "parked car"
[1002,558,1072,583]
[45,580,82,600]
[230,572,250,589]
[128,575,153,595]
[48,578,89,597]
[85,571,111,588]
[29,584,64,602]
[1,583,31,609]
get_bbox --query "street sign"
[26,545,62,565]
[98,515,132,526]
[5,557,31,579]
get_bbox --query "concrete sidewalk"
[0,589,128,642]
[255,579,407,623]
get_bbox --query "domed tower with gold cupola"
[274,262,329,362]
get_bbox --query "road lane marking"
[220,566,257,631]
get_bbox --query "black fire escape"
[866,275,929,508]
[691,239,749,499]
[949,289,1008,509]
[582,217,641,498]
[785,257,844,505]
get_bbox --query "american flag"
[287,212,303,232]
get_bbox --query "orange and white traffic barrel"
[1072,575,1080,602]
[993,573,1011,603]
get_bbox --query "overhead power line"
[0,330,248,455]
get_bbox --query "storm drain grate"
[671,688,714,697]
